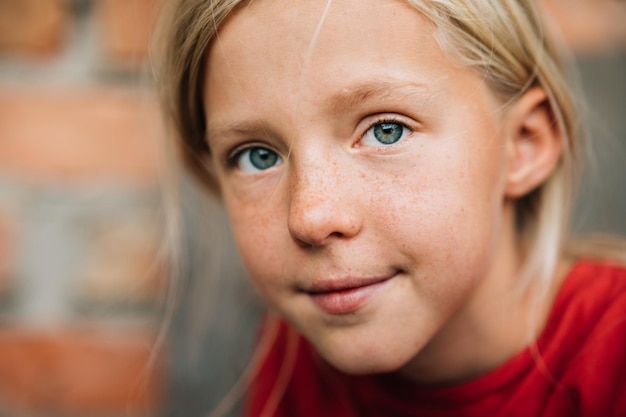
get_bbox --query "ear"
[504,86,563,199]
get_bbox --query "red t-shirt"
[245,260,626,417]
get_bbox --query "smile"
[304,274,396,315]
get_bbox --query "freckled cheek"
[377,158,500,262]
[227,201,288,286]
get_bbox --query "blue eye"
[363,121,409,146]
[236,147,283,173]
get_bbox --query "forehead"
[216,0,431,52]
[203,0,492,130]
[206,0,446,89]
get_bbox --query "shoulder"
[555,259,626,316]
[547,259,626,348]
[545,260,626,415]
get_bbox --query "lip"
[305,274,395,315]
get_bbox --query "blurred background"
[0,0,624,416]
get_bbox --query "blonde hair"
[158,0,580,295]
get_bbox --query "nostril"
[288,216,358,248]
[328,231,345,239]
[294,237,315,249]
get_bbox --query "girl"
[159,0,626,415]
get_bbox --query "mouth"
[303,273,396,315]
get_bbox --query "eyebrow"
[206,119,275,146]
[328,79,432,113]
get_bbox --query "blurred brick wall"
[538,0,626,56]
[0,0,69,55]
[0,1,166,416]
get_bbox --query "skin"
[203,0,563,384]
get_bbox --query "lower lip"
[309,280,390,315]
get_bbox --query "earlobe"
[505,86,563,199]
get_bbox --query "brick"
[0,87,163,184]
[95,0,164,65]
[0,326,163,415]
[0,212,14,296]
[0,0,70,56]
[79,213,166,305]
[538,0,626,55]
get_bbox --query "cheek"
[225,196,287,288]
[380,139,507,265]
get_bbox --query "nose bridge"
[287,145,360,246]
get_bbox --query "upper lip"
[302,273,397,294]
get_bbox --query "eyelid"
[226,141,265,164]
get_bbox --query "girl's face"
[204,0,523,379]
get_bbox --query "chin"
[315,340,414,376]
[327,353,409,376]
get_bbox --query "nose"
[287,158,363,247]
